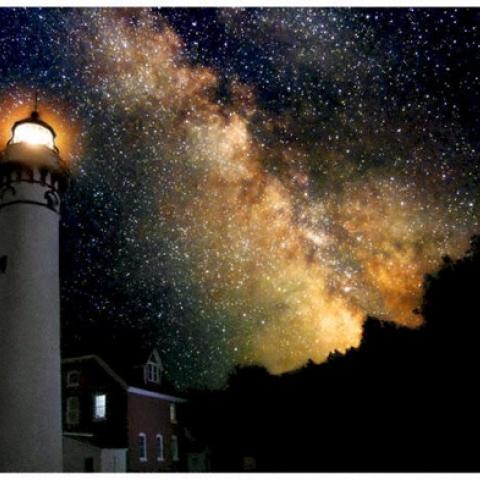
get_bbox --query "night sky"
[0,8,479,388]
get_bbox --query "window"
[169,403,177,424]
[67,370,80,387]
[93,394,106,420]
[145,363,160,384]
[66,396,80,425]
[138,433,147,462]
[171,434,179,462]
[156,434,164,462]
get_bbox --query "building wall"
[100,448,127,472]
[63,436,127,472]
[63,437,102,472]
[127,392,183,472]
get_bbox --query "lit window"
[138,433,147,462]
[169,403,177,424]
[67,370,80,387]
[156,434,164,462]
[66,396,80,425]
[93,394,106,420]
[171,434,179,462]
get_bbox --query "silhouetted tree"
[422,234,480,362]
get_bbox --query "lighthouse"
[0,107,68,471]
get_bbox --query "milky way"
[0,8,479,387]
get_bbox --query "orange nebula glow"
[77,10,479,377]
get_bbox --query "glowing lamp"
[9,111,56,150]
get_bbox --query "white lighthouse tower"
[0,107,68,471]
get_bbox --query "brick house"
[62,348,186,472]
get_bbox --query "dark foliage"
[184,235,480,472]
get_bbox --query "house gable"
[63,355,128,390]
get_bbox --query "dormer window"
[146,363,160,383]
[143,349,163,385]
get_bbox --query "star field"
[0,8,479,388]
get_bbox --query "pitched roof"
[62,354,186,402]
